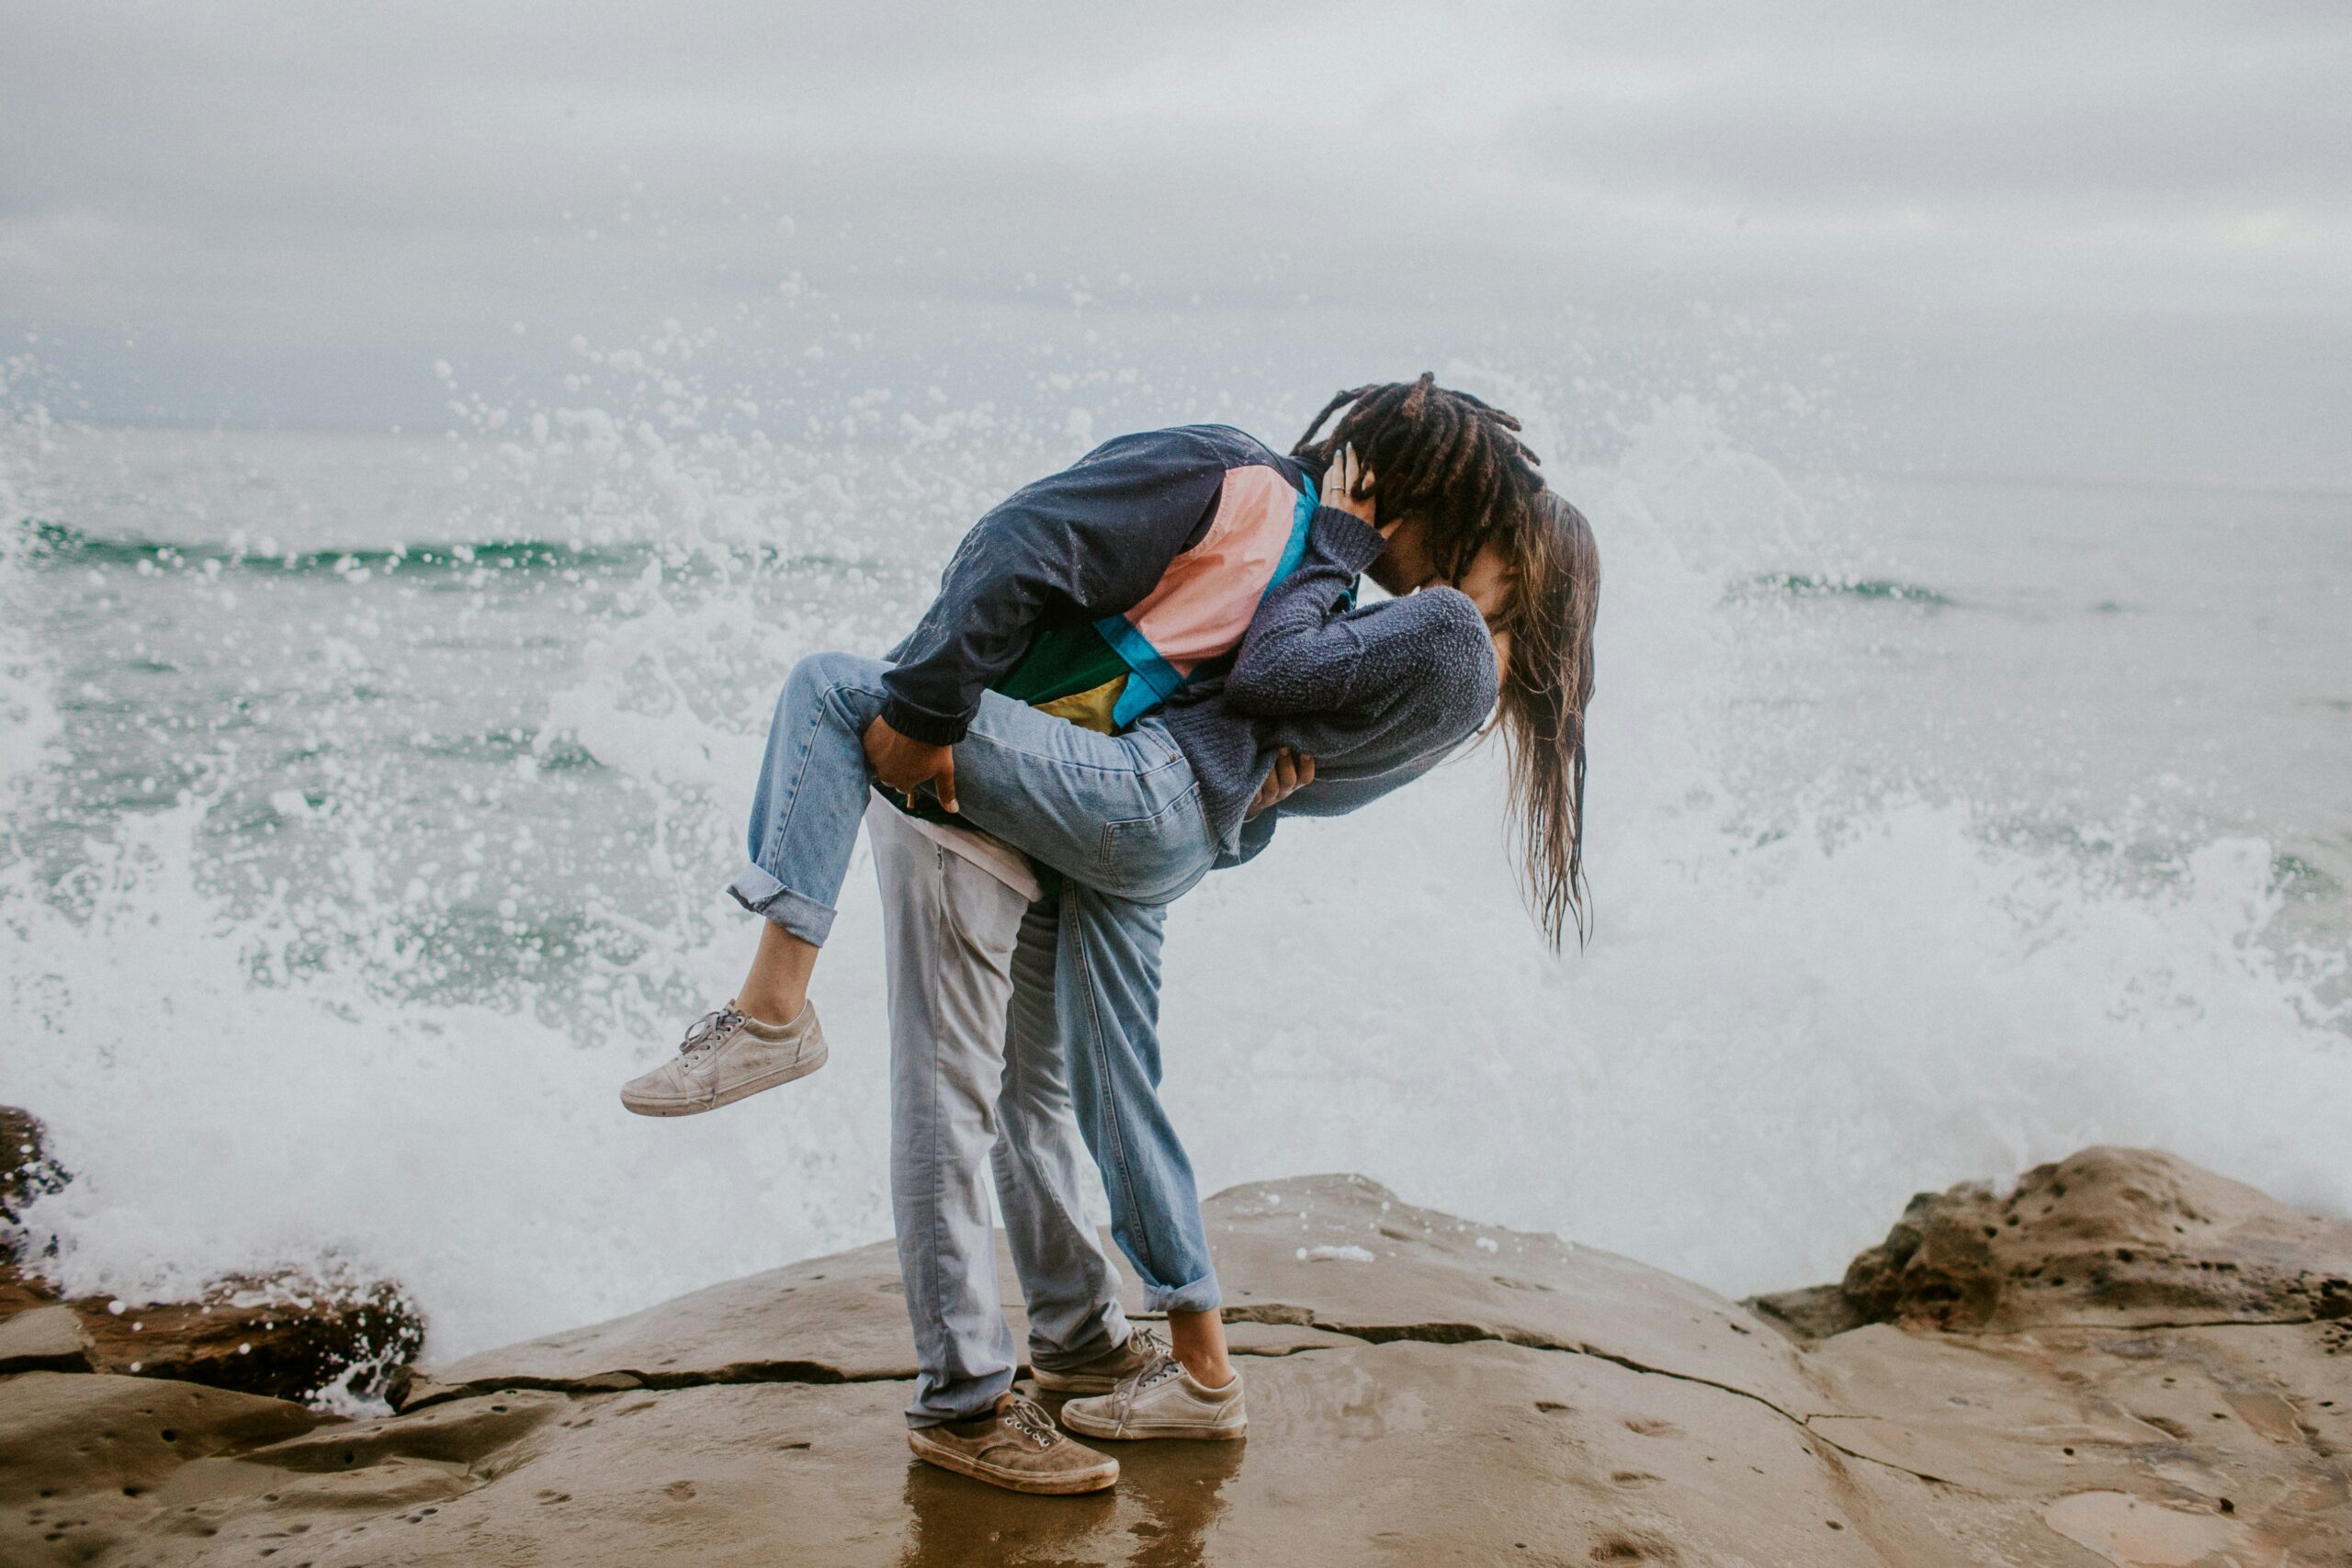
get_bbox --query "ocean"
[3,391,2346,1366]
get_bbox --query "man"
[866,749,1314,1493]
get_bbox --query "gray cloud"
[3,0,2347,484]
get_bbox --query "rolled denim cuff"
[726,864,837,946]
[1142,1269,1221,1315]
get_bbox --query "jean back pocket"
[1099,785,1210,897]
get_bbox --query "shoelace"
[1136,1355,1185,1392]
[1115,1348,1186,1413]
[1001,1396,1058,1450]
[1125,1325,1170,1364]
[678,1005,745,1063]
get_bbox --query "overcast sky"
[6,1,2348,485]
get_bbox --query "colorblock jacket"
[882,424,1319,745]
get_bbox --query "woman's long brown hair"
[1495,490,1600,950]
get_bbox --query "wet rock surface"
[401,1236,924,1406]
[2,1147,2346,1566]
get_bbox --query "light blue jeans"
[869,801,1130,1426]
[729,650,1227,1314]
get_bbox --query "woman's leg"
[727,657,1210,1021]
[736,920,818,1027]
[1052,882,1232,1387]
[723,650,899,1019]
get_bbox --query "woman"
[619,384,1600,1453]
[1042,479,1600,1448]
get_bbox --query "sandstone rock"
[0,1371,321,1562]
[85,1273,425,1404]
[401,1237,921,1408]
[404,1177,1812,1416]
[1203,1173,1821,1415]
[2,1149,2345,1567]
[1757,1145,2352,1336]
[0,1305,91,1374]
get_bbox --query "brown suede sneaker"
[907,1396,1120,1495]
[1032,1325,1169,1396]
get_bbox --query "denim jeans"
[731,651,1227,1314]
[868,801,1131,1426]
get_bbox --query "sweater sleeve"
[1227,506,1497,728]
[1238,503,1511,714]
[880,429,1228,744]
[1219,508,1386,716]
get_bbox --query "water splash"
[2,354,2345,1368]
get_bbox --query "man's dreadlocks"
[1290,372,1544,578]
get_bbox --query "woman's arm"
[1232,570,1493,718]
[1227,442,1503,721]
[1220,505,1387,715]
[1226,442,1499,724]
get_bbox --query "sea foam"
[2,376,2344,1364]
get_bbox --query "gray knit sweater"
[1162,507,1499,864]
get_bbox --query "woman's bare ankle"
[733,988,802,1028]
[737,922,820,1026]
[1167,1307,1234,1387]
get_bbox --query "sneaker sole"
[618,1043,830,1118]
[1057,1406,1247,1442]
[906,1433,1119,1495]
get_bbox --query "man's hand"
[1246,747,1315,819]
[863,715,958,813]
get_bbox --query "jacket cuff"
[877,694,969,747]
[1312,506,1388,572]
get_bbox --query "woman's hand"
[863,715,958,813]
[1324,445,1376,527]
[1246,747,1315,818]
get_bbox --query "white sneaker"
[1057,1350,1246,1441]
[619,1002,827,1117]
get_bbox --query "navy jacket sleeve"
[1225,509,1495,720]
[880,429,1229,745]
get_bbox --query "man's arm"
[878,428,1230,746]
